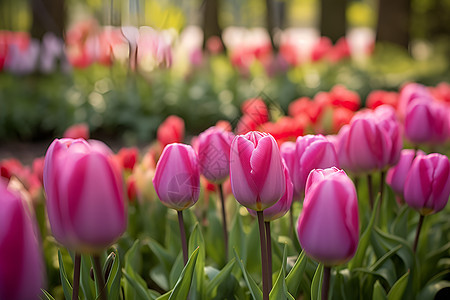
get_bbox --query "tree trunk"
[320,0,347,43]
[376,0,411,49]
[202,0,224,51]
[30,0,66,39]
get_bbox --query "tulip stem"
[72,253,81,300]
[413,214,425,253]
[92,255,107,300]
[218,183,229,261]
[379,171,385,207]
[264,221,273,289]
[367,174,374,210]
[178,210,188,264]
[257,211,270,300]
[322,266,331,300]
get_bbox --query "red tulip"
[157,115,185,147]
[63,123,90,140]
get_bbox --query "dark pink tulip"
[153,143,200,210]
[248,162,294,221]
[397,82,432,120]
[404,153,450,215]
[386,149,424,196]
[294,135,339,197]
[43,138,127,252]
[404,100,436,144]
[297,167,359,266]
[0,180,44,300]
[197,126,235,183]
[229,131,285,211]
[280,141,296,192]
[373,105,403,165]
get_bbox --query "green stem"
[257,211,270,300]
[178,210,188,265]
[367,174,374,210]
[218,184,229,261]
[92,255,107,300]
[72,253,81,300]
[413,214,425,253]
[264,221,273,289]
[380,171,385,207]
[322,266,331,300]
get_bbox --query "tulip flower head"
[386,149,424,197]
[297,167,359,266]
[197,126,235,183]
[404,153,450,215]
[0,180,45,300]
[153,143,200,210]
[43,138,127,253]
[230,131,286,211]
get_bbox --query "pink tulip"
[397,82,432,120]
[116,147,139,171]
[404,153,450,215]
[0,180,45,300]
[63,123,90,140]
[293,135,339,197]
[297,167,359,266]
[386,149,423,197]
[229,131,285,211]
[280,141,296,181]
[153,143,200,210]
[197,126,235,183]
[43,138,127,252]
[404,100,436,144]
[248,162,293,221]
[157,115,185,147]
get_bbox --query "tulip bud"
[0,180,45,300]
[116,147,139,171]
[153,143,200,210]
[197,126,234,183]
[386,149,424,197]
[293,135,339,197]
[404,153,450,215]
[43,138,127,252]
[229,131,285,211]
[248,162,293,221]
[157,115,185,147]
[297,167,359,266]
[63,123,90,140]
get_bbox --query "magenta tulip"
[197,126,234,183]
[297,167,359,266]
[404,153,450,215]
[293,135,339,197]
[386,149,424,196]
[230,131,285,211]
[397,82,432,120]
[43,138,127,252]
[153,143,200,210]
[248,162,294,221]
[0,180,45,300]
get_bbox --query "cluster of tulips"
[1,81,450,299]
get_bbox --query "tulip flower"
[293,135,339,198]
[153,143,200,264]
[403,153,450,253]
[297,167,359,266]
[116,147,139,171]
[0,180,45,300]
[157,115,185,147]
[229,131,286,211]
[63,123,90,140]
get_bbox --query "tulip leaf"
[285,250,307,297]
[80,255,95,300]
[417,280,450,299]
[188,223,206,300]
[146,238,176,278]
[369,244,402,271]
[372,280,387,300]
[373,227,414,271]
[206,258,236,298]
[57,249,73,300]
[169,253,184,288]
[234,248,263,300]
[123,270,152,300]
[311,263,324,300]
[270,244,295,300]
[105,249,122,300]
[229,211,247,265]
[168,247,200,300]
[124,240,150,300]
[387,270,409,300]
[40,289,56,300]
[349,195,380,270]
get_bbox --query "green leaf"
[229,211,246,264]
[233,248,263,300]
[417,280,450,299]
[169,253,184,288]
[40,289,56,300]
[105,249,122,300]
[123,270,151,300]
[311,263,324,300]
[188,223,206,300]
[387,271,410,300]
[147,238,176,276]
[206,259,236,298]
[349,195,380,270]
[373,227,414,271]
[372,280,387,300]
[80,255,95,300]
[270,244,295,300]
[57,249,73,300]
[124,240,150,300]
[286,250,307,297]
[168,247,200,300]
[369,245,403,271]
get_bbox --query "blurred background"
[0,0,449,153]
